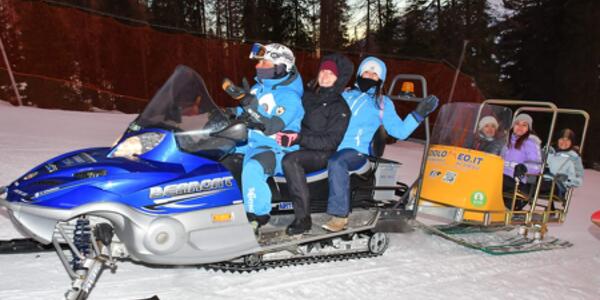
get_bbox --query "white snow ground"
[0,103,599,300]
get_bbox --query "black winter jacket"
[297,53,353,151]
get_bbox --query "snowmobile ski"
[0,237,55,254]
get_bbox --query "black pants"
[282,150,333,221]
[502,174,532,209]
[539,179,566,198]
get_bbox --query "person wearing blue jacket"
[540,128,584,197]
[322,56,439,232]
[223,43,304,230]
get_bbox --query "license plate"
[278,202,294,210]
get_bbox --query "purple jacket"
[501,134,542,182]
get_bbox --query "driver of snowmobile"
[222,43,304,230]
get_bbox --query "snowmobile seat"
[272,126,388,184]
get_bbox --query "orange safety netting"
[0,0,484,118]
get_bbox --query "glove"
[224,107,238,120]
[276,131,300,147]
[222,77,249,99]
[238,112,265,131]
[554,173,568,183]
[222,77,254,107]
[412,95,439,122]
[513,163,528,178]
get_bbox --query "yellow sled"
[417,99,589,231]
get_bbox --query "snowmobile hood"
[5,147,236,212]
[5,147,185,205]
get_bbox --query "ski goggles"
[249,43,267,60]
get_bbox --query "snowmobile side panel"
[1,197,70,243]
[1,196,261,264]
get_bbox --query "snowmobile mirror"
[210,120,248,143]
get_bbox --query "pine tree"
[496,0,562,100]
[373,0,402,55]
[498,0,600,164]
[399,0,503,98]
[150,0,186,28]
[320,0,350,50]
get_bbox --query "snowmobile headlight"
[23,171,39,180]
[110,132,165,159]
[74,169,107,179]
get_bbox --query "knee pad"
[250,150,276,175]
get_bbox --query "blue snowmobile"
[0,65,423,299]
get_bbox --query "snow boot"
[247,213,270,235]
[322,216,348,232]
[285,216,312,235]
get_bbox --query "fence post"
[0,36,22,106]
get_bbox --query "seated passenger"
[278,53,354,235]
[472,115,504,155]
[322,56,439,232]
[501,113,542,210]
[540,128,584,198]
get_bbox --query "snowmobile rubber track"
[0,238,55,254]
[205,250,381,273]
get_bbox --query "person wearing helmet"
[276,53,354,235]
[322,56,440,232]
[222,43,304,231]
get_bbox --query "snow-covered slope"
[0,104,599,300]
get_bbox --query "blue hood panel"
[7,140,241,214]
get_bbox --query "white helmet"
[249,43,295,72]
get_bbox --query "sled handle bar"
[386,74,431,215]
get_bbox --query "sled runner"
[415,99,588,254]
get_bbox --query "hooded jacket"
[501,134,542,182]
[337,57,419,154]
[297,53,353,151]
[544,147,584,188]
[243,70,305,151]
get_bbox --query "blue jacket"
[240,72,304,151]
[338,88,419,154]
[544,147,584,188]
[338,57,419,154]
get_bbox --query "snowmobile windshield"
[431,102,512,155]
[134,65,234,160]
